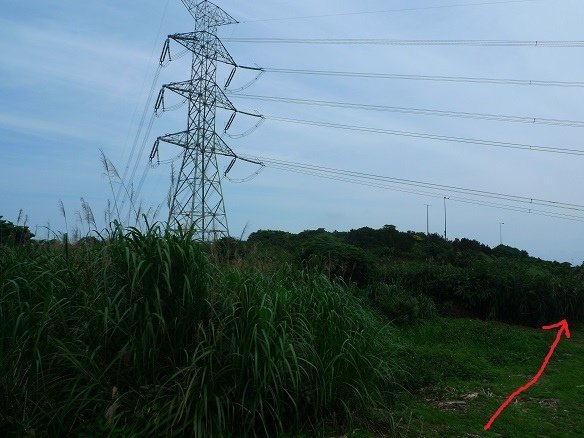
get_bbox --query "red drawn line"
[484,319,571,431]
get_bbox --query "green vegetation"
[0,225,399,436]
[1,222,582,436]
[392,318,584,437]
[0,215,34,245]
[248,226,584,327]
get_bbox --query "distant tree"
[76,236,100,246]
[247,230,295,251]
[452,238,492,255]
[342,225,417,256]
[298,234,377,285]
[298,228,328,239]
[492,245,529,259]
[344,226,381,248]
[0,215,34,245]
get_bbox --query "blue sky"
[1,0,583,264]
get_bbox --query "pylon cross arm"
[155,131,237,159]
[210,133,236,157]
[156,131,190,149]
[181,0,238,27]
[163,80,236,112]
[170,32,236,66]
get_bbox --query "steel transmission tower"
[150,0,261,241]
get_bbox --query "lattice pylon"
[153,1,238,241]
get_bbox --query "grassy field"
[1,226,582,436]
[388,318,584,437]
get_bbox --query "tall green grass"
[0,225,400,436]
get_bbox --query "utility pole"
[443,196,449,240]
[150,0,262,242]
[425,204,431,236]
[499,222,505,245]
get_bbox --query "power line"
[238,0,547,23]
[117,0,171,216]
[260,156,584,211]
[225,38,584,47]
[264,163,584,222]
[259,67,584,88]
[239,154,584,217]
[228,93,584,128]
[264,116,584,156]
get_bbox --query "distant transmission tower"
[150,0,262,241]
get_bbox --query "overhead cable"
[117,66,163,205]
[228,93,584,128]
[262,162,584,222]
[225,38,584,47]
[238,0,547,23]
[264,116,584,156]
[239,154,584,214]
[260,68,584,88]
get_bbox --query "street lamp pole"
[443,197,449,240]
[425,204,431,236]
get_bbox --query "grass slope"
[392,318,584,437]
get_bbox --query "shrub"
[211,235,246,263]
[373,284,437,325]
[298,235,377,285]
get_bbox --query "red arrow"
[484,319,571,431]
